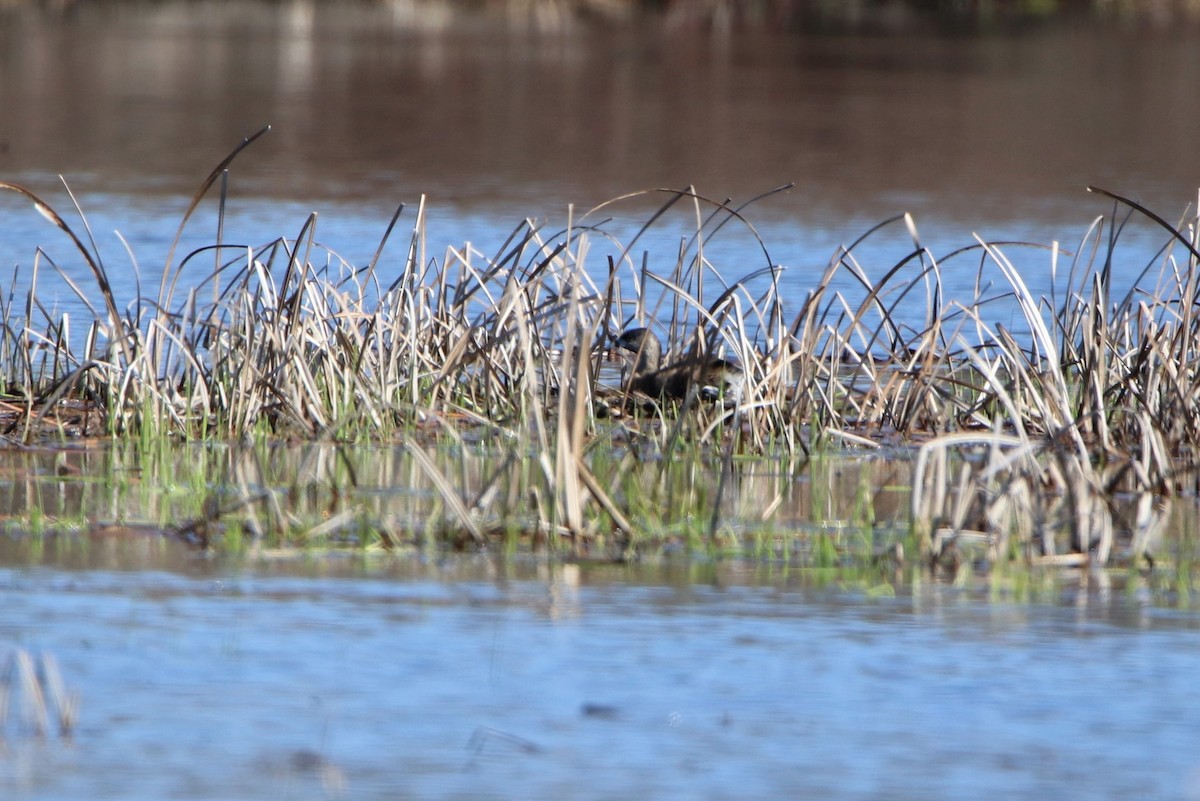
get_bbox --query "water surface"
[2,2,1198,332]
[3,9,1200,798]
[3,560,1200,801]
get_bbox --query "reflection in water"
[2,2,1198,223]
[0,440,1193,607]
[1,11,1199,798]
[2,564,1200,800]
[0,440,915,562]
[1,2,1198,340]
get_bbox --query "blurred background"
[4,8,1200,800]
[1,0,1199,314]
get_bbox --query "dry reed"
[2,134,1198,568]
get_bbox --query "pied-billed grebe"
[611,327,743,402]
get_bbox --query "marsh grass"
[1,133,1199,582]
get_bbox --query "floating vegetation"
[0,129,1198,585]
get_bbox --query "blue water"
[4,11,1200,798]
[2,180,1179,353]
[5,4,1197,348]
[3,562,1198,800]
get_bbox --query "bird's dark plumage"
[610,327,742,403]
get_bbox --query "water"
[2,2,1198,337]
[3,560,1199,801]
[3,6,1200,798]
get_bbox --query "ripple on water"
[2,564,1200,800]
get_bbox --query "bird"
[609,327,743,403]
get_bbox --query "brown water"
[3,2,1198,336]
[3,1,1198,220]
[4,6,1200,799]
